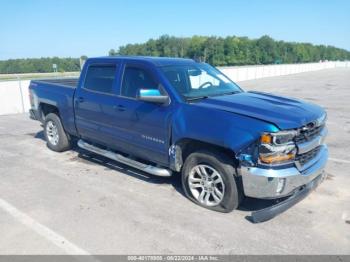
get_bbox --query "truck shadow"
[76,146,181,186]
[75,146,280,215]
[31,131,280,217]
[27,130,45,140]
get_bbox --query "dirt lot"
[0,68,349,254]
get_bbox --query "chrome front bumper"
[241,145,328,199]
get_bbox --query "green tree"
[110,34,350,66]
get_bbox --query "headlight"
[259,130,297,165]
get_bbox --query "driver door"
[115,63,172,165]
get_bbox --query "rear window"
[84,65,117,94]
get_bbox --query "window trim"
[81,63,119,96]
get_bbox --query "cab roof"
[87,56,196,67]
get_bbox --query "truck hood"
[195,91,325,130]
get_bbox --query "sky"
[0,0,349,60]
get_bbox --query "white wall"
[0,61,349,116]
[218,61,350,82]
[0,80,30,115]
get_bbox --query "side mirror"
[138,89,169,104]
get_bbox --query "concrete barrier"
[0,61,349,115]
[0,79,30,115]
[218,61,350,82]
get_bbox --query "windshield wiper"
[186,91,240,102]
[211,91,240,97]
[186,96,210,102]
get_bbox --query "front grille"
[295,146,321,167]
[295,124,324,144]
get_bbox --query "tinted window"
[121,67,158,98]
[84,65,117,94]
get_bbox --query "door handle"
[77,97,84,103]
[114,104,126,112]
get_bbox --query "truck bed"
[30,78,78,136]
[34,78,79,88]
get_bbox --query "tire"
[44,113,71,152]
[181,150,241,213]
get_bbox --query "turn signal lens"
[260,134,272,144]
[259,152,295,164]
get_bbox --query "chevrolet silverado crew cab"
[29,56,328,222]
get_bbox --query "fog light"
[276,178,286,194]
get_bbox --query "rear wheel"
[182,150,241,212]
[44,113,71,152]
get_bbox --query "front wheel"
[181,150,241,212]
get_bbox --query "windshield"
[161,63,242,100]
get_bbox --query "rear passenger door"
[74,63,125,146]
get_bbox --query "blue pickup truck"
[29,56,328,222]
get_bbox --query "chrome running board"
[77,139,172,177]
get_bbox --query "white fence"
[0,61,349,116]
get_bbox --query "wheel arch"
[170,138,239,173]
[38,102,60,122]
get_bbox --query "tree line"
[0,57,81,74]
[110,35,350,66]
[1,35,349,74]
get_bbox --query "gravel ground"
[0,68,349,255]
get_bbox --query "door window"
[121,67,158,98]
[84,65,117,94]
